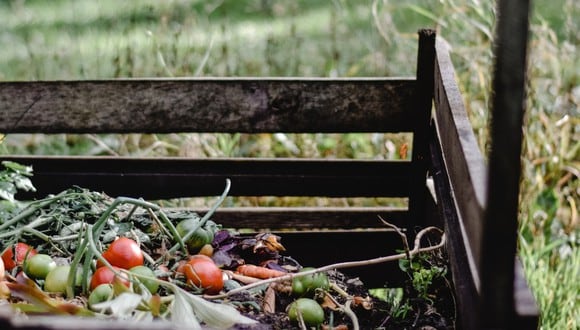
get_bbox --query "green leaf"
[0,161,36,203]
[2,161,33,175]
[0,181,16,202]
[13,175,35,192]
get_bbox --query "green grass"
[0,0,578,328]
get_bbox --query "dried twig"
[379,216,411,261]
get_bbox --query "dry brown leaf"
[262,283,276,314]
[352,295,373,310]
[320,293,339,311]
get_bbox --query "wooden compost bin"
[0,27,539,329]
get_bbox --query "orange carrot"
[236,264,286,279]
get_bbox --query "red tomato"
[183,255,223,295]
[97,237,144,270]
[90,266,130,291]
[1,242,37,271]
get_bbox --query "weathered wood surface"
[200,206,407,229]
[430,130,479,330]
[408,29,436,229]
[2,156,412,199]
[481,0,536,328]
[433,37,487,279]
[0,78,415,134]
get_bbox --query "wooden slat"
[2,156,412,199]
[433,38,487,276]
[430,129,479,329]
[0,78,415,134]
[203,206,407,229]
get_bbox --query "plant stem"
[0,190,69,231]
[157,179,231,263]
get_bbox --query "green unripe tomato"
[44,265,82,294]
[88,284,114,310]
[24,254,56,279]
[176,219,214,254]
[287,298,325,326]
[129,265,159,294]
[292,267,329,297]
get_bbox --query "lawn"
[0,0,578,328]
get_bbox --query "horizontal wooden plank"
[200,206,407,229]
[0,78,415,134]
[433,38,487,274]
[2,156,412,199]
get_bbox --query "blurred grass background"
[0,0,578,328]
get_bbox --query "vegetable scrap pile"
[0,161,454,329]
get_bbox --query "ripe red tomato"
[182,255,223,295]
[97,237,144,270]
[90,266,130,291]
[1,242,37,271]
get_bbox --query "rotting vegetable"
[0,162,451,329]
[2,242,37,271]
[181,254,224,295]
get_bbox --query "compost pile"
[0,161,454,329]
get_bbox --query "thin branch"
[205,226,445,300]
[378,215,411,260]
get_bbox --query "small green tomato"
[176,219,214,254]
[44,265,82,294]
[24,254,56,279]
[129,265,159,294]
[88,283,114,310]
[287,298,325,326]
[292,267,329,297]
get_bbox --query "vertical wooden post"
[409,29,436,231]
[481,0,532,328]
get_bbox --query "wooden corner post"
[409,29,436,231]
[481,0,535,328]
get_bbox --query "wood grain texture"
[430,129,480,329]
[433,38,487,274]
[203,206,407,229]
[0,78,415,133]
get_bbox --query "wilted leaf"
[0,181,16,202]
[171,290,202,329]
[170,284,257,329]
[7,279,93,316]
[92,292,143,318]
